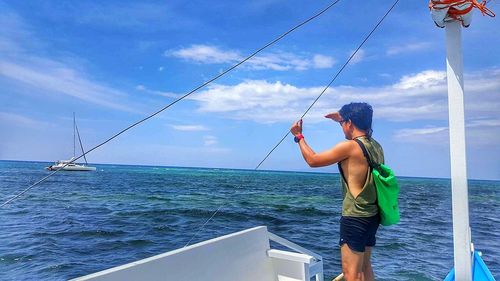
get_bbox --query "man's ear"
[347,120,355,130]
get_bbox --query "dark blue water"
[0,160,498,280]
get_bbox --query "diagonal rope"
[183,205,224,248]
[256,0,400,170]
[183,0,400,247]
[1,0,342,208]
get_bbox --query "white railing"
[267,231,324,281]
[71,226,324,281]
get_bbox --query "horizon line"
[1,159,498,182]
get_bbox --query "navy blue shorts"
[339,214,380,253]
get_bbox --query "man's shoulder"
[333,140,359,156]
[361,136,383,148]
[369,137,384,150]
[338,139,365,158]
[336,139,357,149]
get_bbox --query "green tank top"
[338,136,384,217]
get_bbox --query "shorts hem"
[339,240,366,253]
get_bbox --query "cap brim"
[324,112,342,122]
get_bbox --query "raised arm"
[298,139,351,167]
[290,120,351,168]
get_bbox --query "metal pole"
[445,21,472,281]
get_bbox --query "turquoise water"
[0,160,498,280]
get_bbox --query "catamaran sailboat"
[46,113,96,172]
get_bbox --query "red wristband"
[294,134,304,143]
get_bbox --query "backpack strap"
[354,138,380,170]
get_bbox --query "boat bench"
[71,226,324,281]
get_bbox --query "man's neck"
[351,131,367,140]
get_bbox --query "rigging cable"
[183,0,400,247]
[1,0,342,207]
[75,123,88,165]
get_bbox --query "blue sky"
[0,0,499,180]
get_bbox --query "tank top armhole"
[338,162,347,183]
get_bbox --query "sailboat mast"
[445,21,472,280]
[73,112,76,159]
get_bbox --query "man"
[290,102,384,281]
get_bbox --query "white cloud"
[166,44,335,71]
[172,125,209,131]
[158,66,164,72]
[350,49,365,64]
[387,42,432,56]
[186,68,500,124]
[203,135,218,146]
[169,45,240,64]
[393,70,446,90]
[313,54,335,69]
[189,80,323,123]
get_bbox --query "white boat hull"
[47,166,96,171]
[46,162,96,171]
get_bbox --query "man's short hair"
[339,102,373,136]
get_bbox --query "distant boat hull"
[46,162,96,171]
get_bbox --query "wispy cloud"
[72,3,171,29]
[387,42,432,56]
[136,84,180,99]
[1,60,136,112]
[166,44,336,71]
[393,118,500,145]
[349,49,366,64]
[0,8,136,113]
[27,2,196,32]
[0,112,53,128]
[0,7,39,54]
[203,135,218,146]
[171,125,209,131]
[467,119,500,128]
[394,126,448,139]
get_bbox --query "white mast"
[445,20,472,280]
[73,112,76,158]
[431,2,495,280]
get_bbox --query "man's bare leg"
[362,247,374,281]
[341,244,365,281]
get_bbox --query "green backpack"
[354,139,400,226]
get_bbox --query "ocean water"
[0,160,498,281]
